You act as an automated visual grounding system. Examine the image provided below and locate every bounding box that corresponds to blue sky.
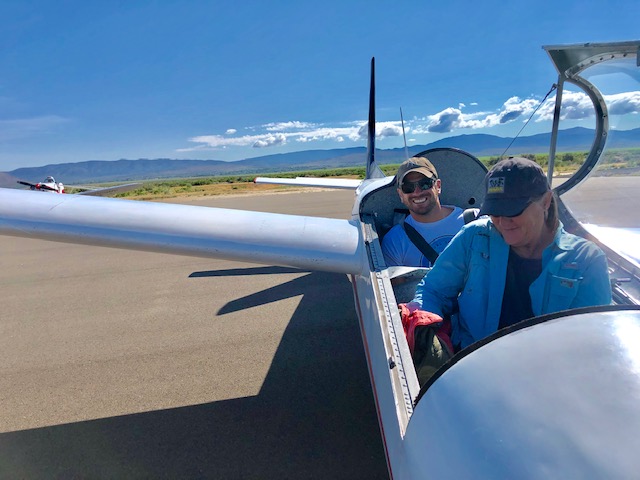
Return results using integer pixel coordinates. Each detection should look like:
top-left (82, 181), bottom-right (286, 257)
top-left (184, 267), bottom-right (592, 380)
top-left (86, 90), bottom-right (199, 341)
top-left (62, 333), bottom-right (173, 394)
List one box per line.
top-left (1, 0), bottom-right (639, 170)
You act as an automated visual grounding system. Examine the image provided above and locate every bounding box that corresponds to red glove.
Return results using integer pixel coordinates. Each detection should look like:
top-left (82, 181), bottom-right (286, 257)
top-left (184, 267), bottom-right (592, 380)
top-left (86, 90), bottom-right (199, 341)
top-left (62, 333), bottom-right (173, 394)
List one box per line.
top-left (399, 304), bottom-right (446, 354)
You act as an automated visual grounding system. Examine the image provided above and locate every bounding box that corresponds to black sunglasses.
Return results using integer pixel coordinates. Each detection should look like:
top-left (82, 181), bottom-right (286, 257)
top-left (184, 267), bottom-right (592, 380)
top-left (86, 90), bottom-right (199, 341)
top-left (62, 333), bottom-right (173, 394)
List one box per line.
top-left (400, 177), bottom-right (435, 194)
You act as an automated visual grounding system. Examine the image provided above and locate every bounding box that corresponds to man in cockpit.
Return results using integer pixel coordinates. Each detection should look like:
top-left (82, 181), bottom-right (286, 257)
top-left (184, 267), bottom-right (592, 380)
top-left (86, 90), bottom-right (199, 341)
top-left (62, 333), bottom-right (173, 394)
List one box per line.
top-left (410, 157), bottom-right (612, 351)
top-left (382, 156), bottom-right (467, 268)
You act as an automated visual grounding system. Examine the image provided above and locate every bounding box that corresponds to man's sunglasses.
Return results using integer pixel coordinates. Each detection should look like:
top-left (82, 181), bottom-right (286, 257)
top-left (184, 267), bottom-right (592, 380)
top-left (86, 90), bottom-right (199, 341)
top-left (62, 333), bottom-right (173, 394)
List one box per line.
top-left (400, 177), bottom-right (436, 194)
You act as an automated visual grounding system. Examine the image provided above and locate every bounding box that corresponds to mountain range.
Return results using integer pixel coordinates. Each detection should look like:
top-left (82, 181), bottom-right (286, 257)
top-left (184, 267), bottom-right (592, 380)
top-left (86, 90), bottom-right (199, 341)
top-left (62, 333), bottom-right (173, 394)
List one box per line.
top-left (3, 127), bottom-right (639, 186)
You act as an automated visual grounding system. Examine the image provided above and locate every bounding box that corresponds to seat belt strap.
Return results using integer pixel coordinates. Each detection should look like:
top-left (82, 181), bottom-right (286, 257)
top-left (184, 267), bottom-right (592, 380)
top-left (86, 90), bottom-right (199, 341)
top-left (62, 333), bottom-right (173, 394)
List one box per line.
top-left (403, 208), bottom-right (479, 265)
top-left (402, 221), bottom-right (439, 265)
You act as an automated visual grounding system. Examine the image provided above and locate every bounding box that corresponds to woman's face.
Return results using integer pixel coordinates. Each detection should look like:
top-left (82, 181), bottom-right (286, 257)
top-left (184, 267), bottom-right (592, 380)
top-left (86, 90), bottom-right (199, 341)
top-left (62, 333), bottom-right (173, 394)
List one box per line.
top-left (490, 192), bottom-right (552, 250)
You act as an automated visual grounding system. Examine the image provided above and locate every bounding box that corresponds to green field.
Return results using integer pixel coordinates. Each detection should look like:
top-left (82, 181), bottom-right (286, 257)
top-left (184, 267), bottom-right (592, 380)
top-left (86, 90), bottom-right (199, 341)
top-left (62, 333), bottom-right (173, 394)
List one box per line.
top-left (92, 148), bottom-right (640, 201)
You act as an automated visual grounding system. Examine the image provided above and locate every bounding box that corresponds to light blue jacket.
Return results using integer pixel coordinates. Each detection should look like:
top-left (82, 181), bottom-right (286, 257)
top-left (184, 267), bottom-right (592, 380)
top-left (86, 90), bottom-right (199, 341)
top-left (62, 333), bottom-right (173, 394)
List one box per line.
top-left (412, 218), bottom-right (612, 349)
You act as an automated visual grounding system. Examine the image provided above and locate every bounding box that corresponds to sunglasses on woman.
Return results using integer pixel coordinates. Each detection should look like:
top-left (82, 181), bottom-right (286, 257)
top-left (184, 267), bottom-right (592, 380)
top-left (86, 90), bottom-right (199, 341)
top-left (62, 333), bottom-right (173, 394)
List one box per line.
top-left (400, 177), bottom-right (436, 194)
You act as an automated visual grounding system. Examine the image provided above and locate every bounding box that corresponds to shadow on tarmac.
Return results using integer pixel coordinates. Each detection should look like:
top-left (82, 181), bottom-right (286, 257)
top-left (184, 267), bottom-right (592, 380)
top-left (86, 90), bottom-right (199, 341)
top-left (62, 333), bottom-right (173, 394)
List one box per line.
top-left (0, 271), bottom-right (389, 479)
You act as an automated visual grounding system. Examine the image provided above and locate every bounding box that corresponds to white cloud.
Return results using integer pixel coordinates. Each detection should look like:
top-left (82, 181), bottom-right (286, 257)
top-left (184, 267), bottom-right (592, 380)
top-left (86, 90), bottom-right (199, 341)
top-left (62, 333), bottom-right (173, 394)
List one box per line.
top-left (604, 91), bottom-right (640, 115)
top-left (182, 121), bottom-right (395, 152)
top-left (295, 125), bottom-right (363, 142)
top-left (180, 90), bottom-right (640, 153)
top-left (535, 91), bottom-right (590, 121)
top-left (376, 121), bottom-right (404, 138)
top-left (263, 121), bottom-right (317, 131)
top-left (424, 96), bottom-right (542, 133)
top-left (253, 133), bottom-right (286, 148)
top-left (424, 107), bottom-right (464, 133)
top-left (535, 91), bottom-right (640, 121)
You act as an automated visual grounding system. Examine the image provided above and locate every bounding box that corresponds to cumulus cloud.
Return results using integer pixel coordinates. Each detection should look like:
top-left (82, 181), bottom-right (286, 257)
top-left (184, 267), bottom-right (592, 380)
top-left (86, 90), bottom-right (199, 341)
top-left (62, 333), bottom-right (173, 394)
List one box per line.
top-left (263, 121), bottom-right (317, 131)
top-left (424, 93), bottom-right (564, 133)
top-left (356, 121), bottom-right (403, 139)
top-left (377, 121), bottom-right (404, 138)
top-left (253, 133), bottom-right (286, 148)
top-left (180, 90), bottom-right (639, 153)
top-left (295, 125), bottom-right (363, 143)
top-left (535, 91), bottom-right (590, 121)
top-left (535, 91), bottom-right (640, 122)
top-left (425, 107), bottom-right (464, 133)
top-left (181, 119), bottom-right (406, 152)
top-left (603, 91), bottom-right (640, 115)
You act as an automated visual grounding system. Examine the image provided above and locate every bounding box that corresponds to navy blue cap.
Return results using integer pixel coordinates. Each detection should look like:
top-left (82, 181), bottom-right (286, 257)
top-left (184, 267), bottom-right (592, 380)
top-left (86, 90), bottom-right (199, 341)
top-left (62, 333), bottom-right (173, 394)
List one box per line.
top-left (479, 157), bottom-right (550, 217)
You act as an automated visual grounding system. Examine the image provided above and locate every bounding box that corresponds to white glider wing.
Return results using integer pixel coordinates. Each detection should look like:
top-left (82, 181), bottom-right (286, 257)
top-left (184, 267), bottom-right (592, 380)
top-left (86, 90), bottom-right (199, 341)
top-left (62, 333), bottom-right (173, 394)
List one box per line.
top-left (0, 188), bottom-right (365, 275)
top-left (74, 182), bottom-right (142, 196)
top-left (582, 224), bottom-right (640, 266)
top-left (254, 176), bottom-right (362, 190)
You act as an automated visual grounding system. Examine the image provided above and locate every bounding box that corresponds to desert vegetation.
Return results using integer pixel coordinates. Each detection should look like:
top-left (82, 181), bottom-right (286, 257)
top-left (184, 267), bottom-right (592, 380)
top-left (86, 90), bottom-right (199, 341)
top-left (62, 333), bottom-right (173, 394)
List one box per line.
top-left (101, 148), bottom-right (640, 201)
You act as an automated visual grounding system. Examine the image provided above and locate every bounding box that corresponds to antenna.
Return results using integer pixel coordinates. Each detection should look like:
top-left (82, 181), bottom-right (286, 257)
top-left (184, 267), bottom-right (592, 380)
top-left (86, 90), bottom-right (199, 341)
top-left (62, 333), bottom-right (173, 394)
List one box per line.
top-left (400, 107), bottom-right (409, 160)
top-left (499, 83), bottom-right (557, 159)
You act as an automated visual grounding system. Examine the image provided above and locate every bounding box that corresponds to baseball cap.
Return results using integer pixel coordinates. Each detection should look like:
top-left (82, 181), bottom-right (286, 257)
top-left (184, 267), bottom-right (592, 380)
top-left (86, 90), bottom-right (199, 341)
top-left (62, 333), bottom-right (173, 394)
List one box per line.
top-left (396, 157), bottom-right (438, 186)
top-left (479, 157), bottom-right (550, 217)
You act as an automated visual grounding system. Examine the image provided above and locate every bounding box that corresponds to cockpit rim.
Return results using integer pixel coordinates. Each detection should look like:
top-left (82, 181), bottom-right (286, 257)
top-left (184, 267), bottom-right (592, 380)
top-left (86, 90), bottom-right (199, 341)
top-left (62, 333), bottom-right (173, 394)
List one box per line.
top-left (543, 40), bottom-right (640, 197)
top-left (413, 303), bottom-right (640, 405)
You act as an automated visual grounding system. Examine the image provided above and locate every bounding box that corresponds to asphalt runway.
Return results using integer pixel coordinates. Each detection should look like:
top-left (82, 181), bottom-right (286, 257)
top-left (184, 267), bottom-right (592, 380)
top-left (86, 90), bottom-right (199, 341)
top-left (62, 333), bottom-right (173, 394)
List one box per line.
top-left (0, 189), bottom-right (389, 479)
top-left (2, 176), bottom-right (639, 479)
top-left (558, 175), bottom-right (640, 228)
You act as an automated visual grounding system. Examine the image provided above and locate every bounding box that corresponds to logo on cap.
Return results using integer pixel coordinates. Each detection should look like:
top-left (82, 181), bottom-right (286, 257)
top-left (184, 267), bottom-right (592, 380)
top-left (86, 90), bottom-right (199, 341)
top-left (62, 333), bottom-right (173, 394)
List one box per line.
top-left (487, 177), bottom-right (505, 194)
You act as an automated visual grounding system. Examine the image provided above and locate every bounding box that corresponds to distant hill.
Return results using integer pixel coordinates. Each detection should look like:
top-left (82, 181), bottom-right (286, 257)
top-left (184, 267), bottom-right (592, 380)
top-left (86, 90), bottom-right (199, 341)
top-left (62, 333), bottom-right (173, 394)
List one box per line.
top-left (3, 127), bottom-right (639, 185)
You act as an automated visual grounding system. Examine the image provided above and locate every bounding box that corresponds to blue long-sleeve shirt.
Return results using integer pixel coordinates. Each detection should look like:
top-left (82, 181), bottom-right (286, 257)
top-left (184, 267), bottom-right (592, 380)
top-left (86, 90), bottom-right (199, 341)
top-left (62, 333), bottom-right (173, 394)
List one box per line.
top-left (412, 218), bottom-right (612, 349)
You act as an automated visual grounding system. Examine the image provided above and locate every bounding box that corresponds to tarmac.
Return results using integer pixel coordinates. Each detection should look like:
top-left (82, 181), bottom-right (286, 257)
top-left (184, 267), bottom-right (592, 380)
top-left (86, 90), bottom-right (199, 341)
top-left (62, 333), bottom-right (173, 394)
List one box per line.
top-left (0, 189), bottom-right (389, 479)
top-left (2, 175), bottom-right (638, 479)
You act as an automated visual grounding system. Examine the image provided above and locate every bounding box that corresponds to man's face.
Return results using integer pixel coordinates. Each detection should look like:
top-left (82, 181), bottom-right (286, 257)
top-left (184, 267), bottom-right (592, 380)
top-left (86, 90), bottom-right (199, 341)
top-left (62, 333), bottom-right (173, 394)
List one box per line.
top-left (398, 171), bottom-right (441, 217)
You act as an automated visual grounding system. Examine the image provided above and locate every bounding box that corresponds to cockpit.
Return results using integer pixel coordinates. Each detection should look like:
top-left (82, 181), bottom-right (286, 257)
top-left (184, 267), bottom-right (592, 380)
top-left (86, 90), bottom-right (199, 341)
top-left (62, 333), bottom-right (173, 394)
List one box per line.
top-left (358, 147), bottom-right (487, 301)
top-left (363, 41), bottom-right (640, 300)
top-left (360, 41), bottom-right (640, 317)
top-left (351, 41), bottom-right (640, 478)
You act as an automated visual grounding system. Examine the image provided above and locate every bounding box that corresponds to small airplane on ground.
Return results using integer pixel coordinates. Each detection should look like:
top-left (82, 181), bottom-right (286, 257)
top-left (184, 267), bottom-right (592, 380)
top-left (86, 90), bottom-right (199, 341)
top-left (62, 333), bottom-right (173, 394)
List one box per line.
top-left (1, 40), bottom-right (640, 478)
top-left (16, 176), bottom-right (141, 197)
top-left (17, 176), bottom-right (66, 193)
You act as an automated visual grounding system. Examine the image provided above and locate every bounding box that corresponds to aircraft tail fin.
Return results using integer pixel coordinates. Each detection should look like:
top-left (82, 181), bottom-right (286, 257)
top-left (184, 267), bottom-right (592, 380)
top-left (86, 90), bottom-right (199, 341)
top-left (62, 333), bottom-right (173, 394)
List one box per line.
top-left (257, 58), bottom-right (385, 188)
top-left (365, 57), bottom-right (385, 180)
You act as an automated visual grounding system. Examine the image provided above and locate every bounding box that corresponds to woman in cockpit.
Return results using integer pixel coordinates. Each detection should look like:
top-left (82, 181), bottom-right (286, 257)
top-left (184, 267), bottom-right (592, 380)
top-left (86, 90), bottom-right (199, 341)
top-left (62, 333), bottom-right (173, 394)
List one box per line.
top-left (409, 157), bottom-right (612, 352)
